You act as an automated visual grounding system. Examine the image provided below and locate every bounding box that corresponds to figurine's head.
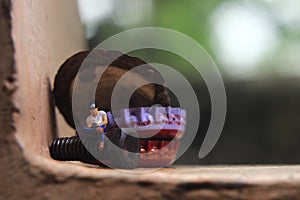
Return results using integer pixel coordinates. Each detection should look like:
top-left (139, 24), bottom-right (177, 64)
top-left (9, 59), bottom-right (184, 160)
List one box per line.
top-left (89, 103), bottom-right (96, 110)
top-left (89, 103), bottom-right (98, 116)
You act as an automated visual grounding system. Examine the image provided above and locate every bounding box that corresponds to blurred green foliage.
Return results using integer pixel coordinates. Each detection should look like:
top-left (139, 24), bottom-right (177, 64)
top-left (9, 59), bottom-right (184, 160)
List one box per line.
top-left (88, 0), bottom-right (224, 81)
top-left (86, 0), bottom-right (300, 80)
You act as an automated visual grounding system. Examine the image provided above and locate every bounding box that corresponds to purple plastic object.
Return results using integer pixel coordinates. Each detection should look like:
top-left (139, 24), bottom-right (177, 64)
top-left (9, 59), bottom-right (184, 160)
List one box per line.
top-left (106, 106), bottom-right (187, 167)
top-left (107, 106), bottom-right (186, 139)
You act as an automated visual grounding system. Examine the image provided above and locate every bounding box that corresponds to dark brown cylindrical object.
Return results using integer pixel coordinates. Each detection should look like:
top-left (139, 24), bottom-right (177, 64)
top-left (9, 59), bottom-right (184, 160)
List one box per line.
top-left (53, 49), bottom-right (170, 129)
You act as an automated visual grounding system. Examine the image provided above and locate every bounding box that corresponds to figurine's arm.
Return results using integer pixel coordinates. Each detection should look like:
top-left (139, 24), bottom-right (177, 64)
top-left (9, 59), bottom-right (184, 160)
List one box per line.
top-left (86, 116), bottom-right (93, 128)
top-left (101, 114), bottom-right (108, 126)
top-left (86, 120), bottom-right (92, 128)
top-left (98, 111), bottom-right (108, 126)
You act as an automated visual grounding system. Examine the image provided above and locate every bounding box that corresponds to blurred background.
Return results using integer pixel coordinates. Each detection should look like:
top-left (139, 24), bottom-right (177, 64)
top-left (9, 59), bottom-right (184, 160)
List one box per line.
top-left (76, 0), bottom-right (300, 164)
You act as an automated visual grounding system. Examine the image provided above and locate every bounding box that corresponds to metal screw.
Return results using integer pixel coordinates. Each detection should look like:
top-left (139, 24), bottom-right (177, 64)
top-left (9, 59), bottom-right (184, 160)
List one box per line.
top-left (49, 128), bottom-right (140, 169)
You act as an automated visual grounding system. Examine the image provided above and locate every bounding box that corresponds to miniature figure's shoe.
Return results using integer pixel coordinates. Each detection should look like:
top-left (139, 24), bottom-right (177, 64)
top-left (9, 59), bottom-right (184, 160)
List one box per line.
top-left (98, 141), bottom-right (104, 151)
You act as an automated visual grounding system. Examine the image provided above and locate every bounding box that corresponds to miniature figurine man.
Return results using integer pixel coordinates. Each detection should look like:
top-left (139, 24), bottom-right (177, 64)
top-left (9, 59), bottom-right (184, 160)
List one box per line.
top-left (86, 103), bottom-right (108, 150)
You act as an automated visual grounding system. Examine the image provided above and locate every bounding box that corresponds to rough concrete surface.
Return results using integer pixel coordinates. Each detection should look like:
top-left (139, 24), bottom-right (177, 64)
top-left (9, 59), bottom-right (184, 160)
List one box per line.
top-left (2, 0), bottom-right (300, 199)
top-left (12, 0), bottom-right (87, 139)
